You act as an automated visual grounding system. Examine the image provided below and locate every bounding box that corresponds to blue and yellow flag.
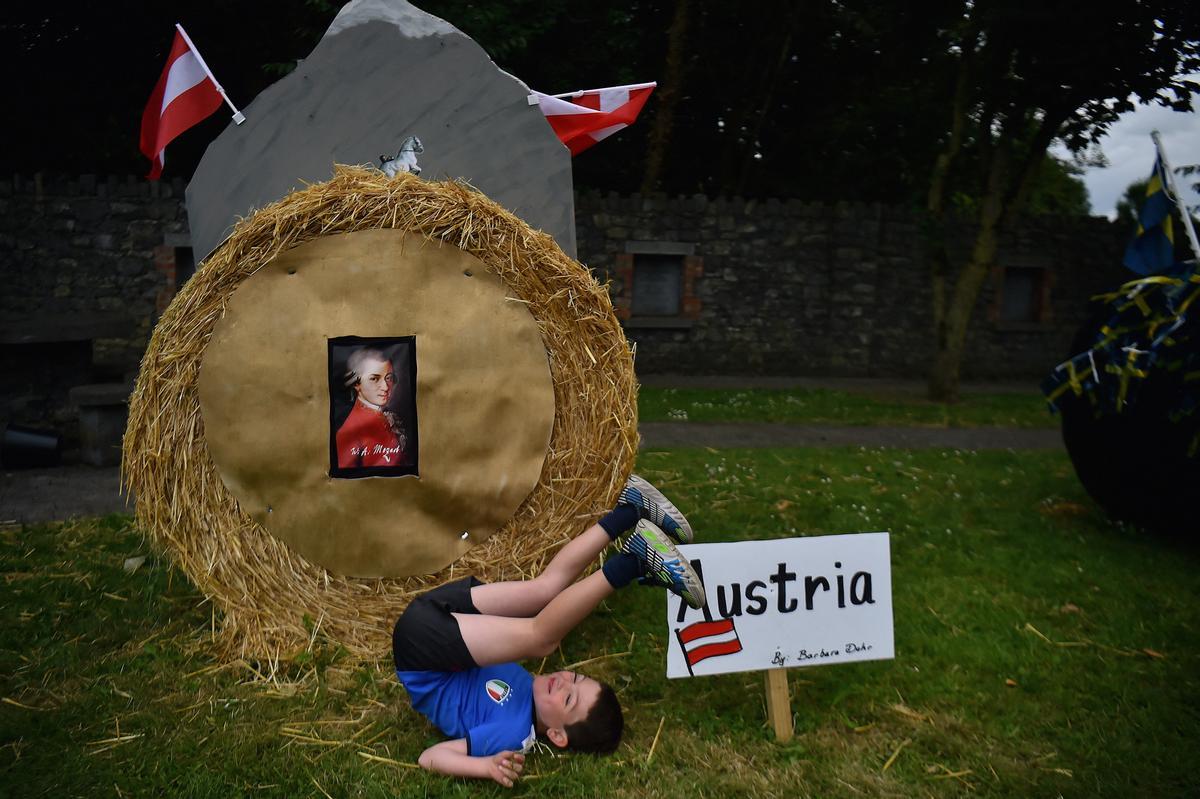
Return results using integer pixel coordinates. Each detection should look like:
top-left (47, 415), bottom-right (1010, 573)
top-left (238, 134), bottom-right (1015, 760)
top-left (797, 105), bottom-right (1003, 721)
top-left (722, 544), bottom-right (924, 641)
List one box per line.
top-left (1123, 155), bottom-right (1176, 275)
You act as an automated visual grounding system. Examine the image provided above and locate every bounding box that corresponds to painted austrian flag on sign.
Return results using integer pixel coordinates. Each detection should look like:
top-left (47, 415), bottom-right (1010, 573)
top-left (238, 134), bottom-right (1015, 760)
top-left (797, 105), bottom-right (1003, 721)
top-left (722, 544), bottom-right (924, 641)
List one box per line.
top-left (666, 534), bottom-right (894, 679)
top-left (532, 83), bottom-right (655, 156)
top-left (676, 618), bottom-right (743, 675)
top-left (140, 26), bottom-right (240, 179)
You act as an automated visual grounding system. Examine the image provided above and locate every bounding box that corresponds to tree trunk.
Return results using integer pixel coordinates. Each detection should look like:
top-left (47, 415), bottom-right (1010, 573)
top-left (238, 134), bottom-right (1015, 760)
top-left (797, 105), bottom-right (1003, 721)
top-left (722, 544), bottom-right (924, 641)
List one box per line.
top-left (925, 98), bottom-right (1061, 401)
top-left (640, 0), bottom-right (691, 194)
top-left (927, 221), bottom-right (1000, 400)
top-left (927, 137), bottom-right (1012, 401)
top-left (924, 48), bottom-right (973, 401)
top-left (733, 24), bottom-right (796, 195)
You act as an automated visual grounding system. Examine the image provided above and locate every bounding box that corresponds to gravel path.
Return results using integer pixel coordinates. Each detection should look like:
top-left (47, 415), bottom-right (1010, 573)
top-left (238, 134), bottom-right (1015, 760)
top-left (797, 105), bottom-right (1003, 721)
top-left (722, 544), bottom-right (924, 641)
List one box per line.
top-left (1, 464), bottom-right (130, 525)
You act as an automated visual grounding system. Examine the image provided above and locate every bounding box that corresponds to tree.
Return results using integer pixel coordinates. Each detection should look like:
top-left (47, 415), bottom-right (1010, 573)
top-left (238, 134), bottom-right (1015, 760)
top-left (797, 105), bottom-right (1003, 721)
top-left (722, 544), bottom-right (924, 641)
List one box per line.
top-left (922, 0), bottom-right (1200, 401)
top-left (1024, 157), bottom-right (1091, 216)
top-left (640, 0), bottom-right (692, 194)
top-left (948, 156), bottom-right (1092, 217)
top-left (1176, 163), bottom-right (1200, 217)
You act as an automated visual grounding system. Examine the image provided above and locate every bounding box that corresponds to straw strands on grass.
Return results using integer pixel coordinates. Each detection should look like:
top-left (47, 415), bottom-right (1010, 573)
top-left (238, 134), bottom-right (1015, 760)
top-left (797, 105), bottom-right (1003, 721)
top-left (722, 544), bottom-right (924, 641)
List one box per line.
top-left (122, 166), bottom-right (637, 664)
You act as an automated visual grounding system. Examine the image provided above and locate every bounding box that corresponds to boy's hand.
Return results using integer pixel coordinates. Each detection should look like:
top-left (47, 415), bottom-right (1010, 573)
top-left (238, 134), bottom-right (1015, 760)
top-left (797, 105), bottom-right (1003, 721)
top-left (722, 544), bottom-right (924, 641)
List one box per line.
top-left (487, 751), bottom-right (524, 787)
top-left (418, 739), bottom-right (526, 784)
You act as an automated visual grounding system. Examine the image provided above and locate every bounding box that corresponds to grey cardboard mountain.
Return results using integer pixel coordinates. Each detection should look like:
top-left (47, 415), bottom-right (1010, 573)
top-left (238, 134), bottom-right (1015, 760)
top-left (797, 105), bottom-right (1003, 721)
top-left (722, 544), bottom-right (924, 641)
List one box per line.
top-left (185, 0), bottom-right (575, 262)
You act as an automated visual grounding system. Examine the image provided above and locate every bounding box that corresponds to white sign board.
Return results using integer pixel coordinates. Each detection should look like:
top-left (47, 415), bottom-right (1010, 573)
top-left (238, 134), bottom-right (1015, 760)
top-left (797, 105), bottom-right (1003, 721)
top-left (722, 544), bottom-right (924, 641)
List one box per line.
top-left (666, 533), bottom-right (894, 679)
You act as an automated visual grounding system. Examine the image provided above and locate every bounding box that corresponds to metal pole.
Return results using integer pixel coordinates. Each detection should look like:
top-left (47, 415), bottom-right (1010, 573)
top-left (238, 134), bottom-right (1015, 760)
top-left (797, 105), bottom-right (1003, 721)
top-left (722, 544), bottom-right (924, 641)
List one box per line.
top-left (1151, 130), bottom-right (1200, 261)
top-left (175, 23), bottom-right (246, 125)
top-left (549, 81), bottom-right (657, 99)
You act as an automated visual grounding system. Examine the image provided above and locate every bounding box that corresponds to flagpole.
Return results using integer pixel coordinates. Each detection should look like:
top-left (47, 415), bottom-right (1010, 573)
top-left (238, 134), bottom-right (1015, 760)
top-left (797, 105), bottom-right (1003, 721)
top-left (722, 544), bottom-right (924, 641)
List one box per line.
top-left (175, 23), bottom-right (246, 125)
top-left (549, 81), bottom-right (657, 99)
top-left (674, 628), bottom-right (695, 677)
top-left (1151, 130), bottom-right (1200, 261)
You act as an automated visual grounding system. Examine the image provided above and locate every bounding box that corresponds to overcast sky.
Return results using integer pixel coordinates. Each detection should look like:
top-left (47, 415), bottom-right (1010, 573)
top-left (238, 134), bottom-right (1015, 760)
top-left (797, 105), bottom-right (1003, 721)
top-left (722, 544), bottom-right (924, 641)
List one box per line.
top-left (1055, 74), bottom-right (1200, 221)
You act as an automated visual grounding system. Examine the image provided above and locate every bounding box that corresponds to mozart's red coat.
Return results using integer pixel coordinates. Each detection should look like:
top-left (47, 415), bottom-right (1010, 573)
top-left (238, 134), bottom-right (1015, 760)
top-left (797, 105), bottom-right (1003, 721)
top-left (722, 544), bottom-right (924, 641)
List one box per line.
top-left (336, 400), bottom-right (404, 468)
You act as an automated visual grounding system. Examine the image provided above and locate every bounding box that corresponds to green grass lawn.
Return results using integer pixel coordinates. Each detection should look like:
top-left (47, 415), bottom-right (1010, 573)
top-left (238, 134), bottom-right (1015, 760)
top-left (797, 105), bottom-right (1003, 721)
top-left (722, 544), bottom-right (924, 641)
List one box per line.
top-left (638, 387), bottom-right (1056, 428)
top-left (3, 448), bottom-right (1197, 797)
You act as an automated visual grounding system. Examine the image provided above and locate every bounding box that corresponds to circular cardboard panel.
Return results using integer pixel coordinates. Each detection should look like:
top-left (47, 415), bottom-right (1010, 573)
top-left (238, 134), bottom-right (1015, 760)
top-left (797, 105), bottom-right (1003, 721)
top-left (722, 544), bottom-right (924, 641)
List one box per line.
top-left (198, 229), bottom-right (555, 578)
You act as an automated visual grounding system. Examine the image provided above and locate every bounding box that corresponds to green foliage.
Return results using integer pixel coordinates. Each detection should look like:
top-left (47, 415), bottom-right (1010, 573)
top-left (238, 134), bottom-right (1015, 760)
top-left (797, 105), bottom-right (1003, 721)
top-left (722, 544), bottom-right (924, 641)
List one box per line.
top-left (1024, 158), bottom-right (1092, 216)
top-left (948, 156), bottom-right (1092, 217)
top-left (6, 2), bottom-right (1198, 200)
top-left (930, 2), bottom-right (1199, 216)
top-left (420, 0), bottom-right (572, 61)
top-left (921, 2), bottom-right (1199, 398)
top-left (4, 449), bottom-right (1199, 796)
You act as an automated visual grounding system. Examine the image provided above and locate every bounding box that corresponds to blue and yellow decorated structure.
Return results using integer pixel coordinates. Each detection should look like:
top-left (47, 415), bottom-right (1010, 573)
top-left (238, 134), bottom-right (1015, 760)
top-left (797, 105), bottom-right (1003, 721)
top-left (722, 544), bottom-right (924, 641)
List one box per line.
top-left (1043, 258), bottom-right (1200, 533)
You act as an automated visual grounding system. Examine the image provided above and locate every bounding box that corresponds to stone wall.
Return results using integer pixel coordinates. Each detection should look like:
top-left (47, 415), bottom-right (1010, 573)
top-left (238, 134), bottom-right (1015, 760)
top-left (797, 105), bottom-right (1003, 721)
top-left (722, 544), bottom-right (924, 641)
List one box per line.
top-left (0, 175), bottom-right (1133, 439)
top-left (0, 174), bottom-right (190, 372)
top-left (0, 175), bottom-right (190, 435)
top-left (574, 192), bottom-right (1130, 379)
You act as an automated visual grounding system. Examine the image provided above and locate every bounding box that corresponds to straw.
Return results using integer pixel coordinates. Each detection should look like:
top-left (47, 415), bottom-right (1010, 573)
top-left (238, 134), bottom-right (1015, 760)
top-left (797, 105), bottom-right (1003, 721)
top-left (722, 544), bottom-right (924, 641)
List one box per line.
top-left (121, 166), bottom-right (637, 664)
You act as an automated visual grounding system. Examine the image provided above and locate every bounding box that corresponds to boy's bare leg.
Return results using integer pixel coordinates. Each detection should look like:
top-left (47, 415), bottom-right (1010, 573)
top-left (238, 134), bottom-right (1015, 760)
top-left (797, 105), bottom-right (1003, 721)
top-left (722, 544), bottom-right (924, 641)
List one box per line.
top-left (468, 523), bottom-right (613, 618)
top-left (454, 569), bottom-right (616, 667)
top-left (448, 482), bottom-right (699, 667)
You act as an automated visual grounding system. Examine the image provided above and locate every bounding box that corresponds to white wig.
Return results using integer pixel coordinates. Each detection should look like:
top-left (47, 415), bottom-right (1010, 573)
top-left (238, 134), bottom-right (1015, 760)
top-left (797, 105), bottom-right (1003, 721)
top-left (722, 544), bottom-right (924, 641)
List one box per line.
top-left (344, 347), bottom-right (391, 387)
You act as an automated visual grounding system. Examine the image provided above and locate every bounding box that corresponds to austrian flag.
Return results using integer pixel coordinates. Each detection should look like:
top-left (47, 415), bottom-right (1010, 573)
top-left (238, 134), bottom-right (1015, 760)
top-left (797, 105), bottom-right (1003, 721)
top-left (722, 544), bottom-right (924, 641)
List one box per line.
top-left (139, 24), bottom-right (243, 180)
top-left (532, 82), bottom-right (656, 156)
top-left (675, 618), bottom-right (743, 675)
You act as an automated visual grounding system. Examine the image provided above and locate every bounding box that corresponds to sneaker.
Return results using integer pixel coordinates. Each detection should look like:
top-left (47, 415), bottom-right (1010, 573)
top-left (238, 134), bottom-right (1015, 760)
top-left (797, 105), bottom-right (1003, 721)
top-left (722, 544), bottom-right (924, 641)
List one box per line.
top-left (619, 474), bottom-right (694, 544)
top-left (621, 520), bottom-right (706, 609)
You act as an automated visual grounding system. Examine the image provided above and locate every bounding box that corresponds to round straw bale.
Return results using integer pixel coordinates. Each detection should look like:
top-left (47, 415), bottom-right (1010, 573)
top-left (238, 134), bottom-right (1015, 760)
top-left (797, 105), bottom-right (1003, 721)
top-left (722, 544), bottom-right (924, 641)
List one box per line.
top-left (122, 166), bottom-right (637, 663)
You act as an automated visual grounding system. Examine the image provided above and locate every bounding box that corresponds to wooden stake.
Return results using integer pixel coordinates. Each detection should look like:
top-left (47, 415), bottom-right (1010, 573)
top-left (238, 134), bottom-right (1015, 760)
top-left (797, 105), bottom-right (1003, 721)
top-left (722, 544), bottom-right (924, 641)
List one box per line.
top-left (764, 668), bottom-right (793, 742)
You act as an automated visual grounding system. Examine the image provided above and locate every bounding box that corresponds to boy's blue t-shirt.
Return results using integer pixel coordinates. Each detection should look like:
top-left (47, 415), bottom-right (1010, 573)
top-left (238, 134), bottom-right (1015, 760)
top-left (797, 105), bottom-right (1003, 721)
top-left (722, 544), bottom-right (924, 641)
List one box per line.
top-left (397, 662), bottom-right (536, 757)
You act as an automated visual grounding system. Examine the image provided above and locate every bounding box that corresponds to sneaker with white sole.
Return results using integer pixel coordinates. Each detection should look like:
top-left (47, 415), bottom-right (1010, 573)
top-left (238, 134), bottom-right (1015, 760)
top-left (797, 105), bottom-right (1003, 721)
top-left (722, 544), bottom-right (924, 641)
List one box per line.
top-left (621, 520), bottom-right (706, 609)
top-left (619, 474), bottom-right (694, 544)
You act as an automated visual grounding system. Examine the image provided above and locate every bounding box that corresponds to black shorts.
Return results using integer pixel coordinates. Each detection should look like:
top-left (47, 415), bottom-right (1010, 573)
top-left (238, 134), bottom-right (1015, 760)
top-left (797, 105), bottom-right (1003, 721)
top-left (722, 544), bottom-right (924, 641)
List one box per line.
top-left (392, 576), bottom-right (483, 672)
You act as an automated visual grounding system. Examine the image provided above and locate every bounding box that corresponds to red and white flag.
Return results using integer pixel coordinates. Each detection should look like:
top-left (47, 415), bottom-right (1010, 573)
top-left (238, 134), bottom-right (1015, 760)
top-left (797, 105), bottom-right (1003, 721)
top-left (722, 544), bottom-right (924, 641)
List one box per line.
top-left (532, 82), bottom-right (655, 156)
top-left (676, 618), bottom-right (743, 674)
top-left (140, 25), bottom-right (242, 180)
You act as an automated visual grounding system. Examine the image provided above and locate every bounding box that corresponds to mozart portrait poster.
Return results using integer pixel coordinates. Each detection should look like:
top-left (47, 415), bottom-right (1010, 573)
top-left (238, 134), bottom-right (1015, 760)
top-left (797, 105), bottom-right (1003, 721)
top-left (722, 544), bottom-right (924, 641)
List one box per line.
top-left (328, 336), bottom-right (419, 478)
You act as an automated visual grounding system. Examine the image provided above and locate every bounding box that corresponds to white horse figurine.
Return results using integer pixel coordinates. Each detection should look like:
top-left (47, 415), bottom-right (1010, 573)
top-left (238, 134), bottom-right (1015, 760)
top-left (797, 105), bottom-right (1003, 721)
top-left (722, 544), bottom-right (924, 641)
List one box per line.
top-left (380, 136), bottom-right (424, 177)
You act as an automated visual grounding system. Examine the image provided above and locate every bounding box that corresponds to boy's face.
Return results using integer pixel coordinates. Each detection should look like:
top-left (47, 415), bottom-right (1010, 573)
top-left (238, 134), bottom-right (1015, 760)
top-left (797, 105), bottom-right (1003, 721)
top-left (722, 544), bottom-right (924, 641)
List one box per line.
top-left (532, 670), bottom-right (601, 741)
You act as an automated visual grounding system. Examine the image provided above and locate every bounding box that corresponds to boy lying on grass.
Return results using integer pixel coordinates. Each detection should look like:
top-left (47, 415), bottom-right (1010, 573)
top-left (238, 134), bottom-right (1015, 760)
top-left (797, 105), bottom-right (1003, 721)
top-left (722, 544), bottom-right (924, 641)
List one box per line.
top-left (392, 475), bottom-right (704, 786)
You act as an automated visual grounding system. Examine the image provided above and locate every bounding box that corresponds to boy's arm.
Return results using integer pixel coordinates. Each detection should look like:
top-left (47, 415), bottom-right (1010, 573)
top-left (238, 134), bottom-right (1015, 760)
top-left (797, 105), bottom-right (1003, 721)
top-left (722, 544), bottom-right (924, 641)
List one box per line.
top-left (418, 738), bottom-right (525, 787)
